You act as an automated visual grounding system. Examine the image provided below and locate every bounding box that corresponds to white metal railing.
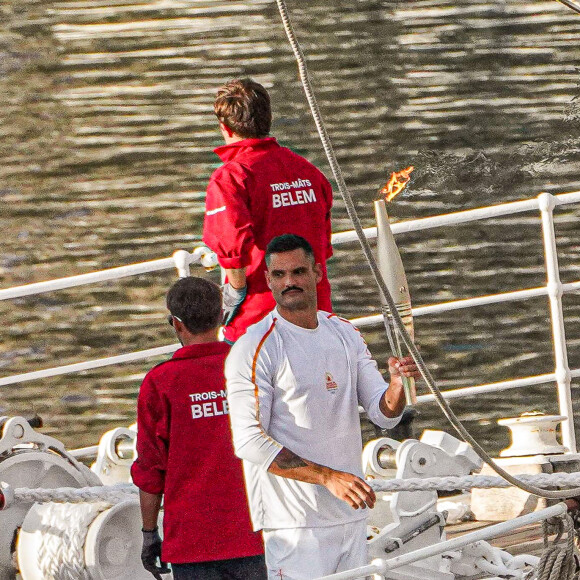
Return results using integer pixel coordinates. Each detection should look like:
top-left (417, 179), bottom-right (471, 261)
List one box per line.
top-left (331, 189), bottom-right (580, 244)
top-left (314, 503), bottom-right (567, 580)
top-left (0, 247), bottom-right (216, 301)
top-left (0, 344), bottom-right (180, 387)
top-left (1, 190), bottom-right (579, 446)
top-left (351, 281), bottom-right (580, 326)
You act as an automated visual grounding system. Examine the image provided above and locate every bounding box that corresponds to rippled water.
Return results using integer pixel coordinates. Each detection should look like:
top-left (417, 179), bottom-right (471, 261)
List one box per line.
top-left (1, 0), bottom-right (579, 452)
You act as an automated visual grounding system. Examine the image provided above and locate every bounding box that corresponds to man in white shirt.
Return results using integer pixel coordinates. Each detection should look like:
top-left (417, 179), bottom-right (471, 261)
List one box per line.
top-left (226, 234), bottom-right (420, 580)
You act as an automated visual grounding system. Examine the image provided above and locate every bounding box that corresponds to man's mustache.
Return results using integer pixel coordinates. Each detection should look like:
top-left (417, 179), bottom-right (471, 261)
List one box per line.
top-left (282, 286), bottom-right (303, 295)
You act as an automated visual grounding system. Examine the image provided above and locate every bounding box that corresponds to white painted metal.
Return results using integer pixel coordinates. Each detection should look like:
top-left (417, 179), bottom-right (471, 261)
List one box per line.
top-left (0, 245), bottom-right (212, 301)
top-left (368, 433), bottom-right (481, 570)
top-left (172, 249), bottom-right (192, 278)
top-left (2, 341), bottom-right (577, 398)
top-left (538, 192), bottom-right (576, 452)
top-left (416, 367), bottom-right (580, 403)
top-left (2, 191), bottom-right (579, 303)
top-left (70, 445), bottom-right (99, 459)
top-left (0, 417), bottom-right (102, 579)
top-left (315, 503), bottom-right (568, 580)
top-left (0, 191), bottom-right (579, 438)
top-left (330, 189), bottom-right (580, 244)
top-left (350, 280), bottom-right (580, 328)
top-left (498, 414), bottom-right (567, 456)
top-left (381, 502), bottom-right (565, 570)
top-left (0, 256), bottom-right (175, 301)
top-left (90, 427), bottom-right (136, 485)
top-left (84, 500), bottom-right (147, 580)
top-left (0, 343), bottom-right (180, 387)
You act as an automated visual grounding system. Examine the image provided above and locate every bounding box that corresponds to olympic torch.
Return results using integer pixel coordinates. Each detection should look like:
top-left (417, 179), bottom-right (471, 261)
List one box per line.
top-left (374, 166), bottom-right (417, 405)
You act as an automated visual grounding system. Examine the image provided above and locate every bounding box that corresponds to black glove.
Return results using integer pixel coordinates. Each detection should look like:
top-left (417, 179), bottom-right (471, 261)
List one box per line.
top-left (222, 283), bottom-right (247, 326)
top-left (141, 528), bottom-right (170, 579)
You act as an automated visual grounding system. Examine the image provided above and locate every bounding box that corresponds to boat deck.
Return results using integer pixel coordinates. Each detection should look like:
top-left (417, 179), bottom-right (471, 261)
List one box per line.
top-left (448, 520), bottom-right (547, 557)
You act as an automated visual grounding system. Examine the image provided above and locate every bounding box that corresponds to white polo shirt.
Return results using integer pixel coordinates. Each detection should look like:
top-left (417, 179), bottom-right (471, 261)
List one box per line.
top-left (226, 309), bottom-right (401, 530)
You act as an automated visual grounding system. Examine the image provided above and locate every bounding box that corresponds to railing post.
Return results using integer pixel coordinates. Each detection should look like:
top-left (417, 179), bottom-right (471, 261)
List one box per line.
top-left (538, 192), bottom-right (575, 452)
top-left (172, 250), bottom-right (191, 278)
top-left (172, 246), bottom-right (219, 278)
top-left (371, 558), bottom-right (387, 580)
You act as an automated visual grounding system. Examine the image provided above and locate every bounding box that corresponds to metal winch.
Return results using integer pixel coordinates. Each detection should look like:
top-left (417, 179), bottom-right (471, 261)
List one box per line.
top-left (0, 416), bottom-right (101, 579)
top-left (364, 430), bottom-right (483, 579)
top-left (0, 417), bottom-right (152, 580)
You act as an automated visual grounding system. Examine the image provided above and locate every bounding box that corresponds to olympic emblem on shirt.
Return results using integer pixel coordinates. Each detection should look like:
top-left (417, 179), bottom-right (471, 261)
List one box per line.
top-left (325, 372), bottom-right (338, 393)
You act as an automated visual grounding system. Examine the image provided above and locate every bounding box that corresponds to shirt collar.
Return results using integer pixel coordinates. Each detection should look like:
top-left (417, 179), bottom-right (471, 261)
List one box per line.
top-left (171, 341), bottom-right (230, 360)
top-left (213, 137), bottom-right (279, 162)
top-left (272, 308), bottom-right (322, 332)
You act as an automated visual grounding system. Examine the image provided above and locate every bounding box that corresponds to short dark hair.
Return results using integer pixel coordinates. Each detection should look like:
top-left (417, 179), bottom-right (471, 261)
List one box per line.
top-left (214, 78), bottom-right (271, 138)
top-left (265, 234), bottom-right (315, 266)
top-left (166, 277), bottom-right (221, 334)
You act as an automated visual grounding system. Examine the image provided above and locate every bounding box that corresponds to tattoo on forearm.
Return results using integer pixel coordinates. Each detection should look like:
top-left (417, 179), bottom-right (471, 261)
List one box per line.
top-left (273, 448), bottom-right (308, 470)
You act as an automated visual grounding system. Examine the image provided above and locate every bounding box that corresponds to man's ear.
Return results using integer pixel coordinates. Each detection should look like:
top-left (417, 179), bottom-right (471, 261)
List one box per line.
top-left (219, 121), bottom-right (236, 139)
top-left (172, 317), bottom-right (186, 334)
top-left (265, 270), bottom-right (272, 289)
top-left (314, 263), bottom-right (323, 284)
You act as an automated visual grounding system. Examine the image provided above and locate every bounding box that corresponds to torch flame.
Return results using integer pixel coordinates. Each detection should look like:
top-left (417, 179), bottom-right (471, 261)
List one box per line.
top-left (379, 166), bottom-right (414, 203)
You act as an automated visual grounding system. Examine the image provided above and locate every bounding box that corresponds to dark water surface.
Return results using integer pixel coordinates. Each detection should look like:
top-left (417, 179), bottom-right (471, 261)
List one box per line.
top-left (1, 0), bottom-right (579, 452)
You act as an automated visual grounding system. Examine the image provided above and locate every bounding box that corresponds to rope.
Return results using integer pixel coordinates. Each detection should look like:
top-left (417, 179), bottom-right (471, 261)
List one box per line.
top-left (11, 483), bottom-right (137, 504)
top-left (555, 0), bottom-right (580, 15)
top-left (444, 539), bottom-right (539, 578)
top-left (34, 502), bottom-right (107, 580)
top-left (5, 471), bottom-right (580, 506)
top-left (273, 0), bottom-right (580, 501)
top-left (535, 515), bottom-right (578, 579)
top-left (370, 472), bottom-right (580, 493)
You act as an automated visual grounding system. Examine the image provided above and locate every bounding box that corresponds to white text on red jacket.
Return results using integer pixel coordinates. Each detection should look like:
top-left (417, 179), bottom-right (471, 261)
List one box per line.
top-left (189, 390), bottom-right (229, 419)
top-left (270, 179), bottom-right (317, 208)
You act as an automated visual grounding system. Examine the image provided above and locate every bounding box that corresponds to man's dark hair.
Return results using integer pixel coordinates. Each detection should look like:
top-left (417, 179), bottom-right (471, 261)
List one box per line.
top-left (265, 234), bottom-right (315, 266)
top-left (166, 277), bottom-right (221, 334)
top-left (214, 78), bottom-right (271, 139)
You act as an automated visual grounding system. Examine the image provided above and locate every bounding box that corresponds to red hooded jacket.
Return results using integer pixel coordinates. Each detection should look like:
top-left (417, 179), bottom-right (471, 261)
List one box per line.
top-left (131, 342), bottom-right (263, 564)
top-left (203, 137), bottom-right (333, 342)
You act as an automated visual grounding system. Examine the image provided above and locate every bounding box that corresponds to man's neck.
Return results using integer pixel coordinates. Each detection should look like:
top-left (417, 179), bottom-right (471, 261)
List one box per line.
top-left (180, 327), bottom-right (220, 346)
top-left (276, 307), bottom-right (319, 330)
top-left (223, 134), bottom-right (245, 145)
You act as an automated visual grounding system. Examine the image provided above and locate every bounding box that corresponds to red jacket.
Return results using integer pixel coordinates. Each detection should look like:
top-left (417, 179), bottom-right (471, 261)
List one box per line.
top-left (203, 137), bottom-right (333, 342)
top-left (131, 342), bottom-right (263, 564)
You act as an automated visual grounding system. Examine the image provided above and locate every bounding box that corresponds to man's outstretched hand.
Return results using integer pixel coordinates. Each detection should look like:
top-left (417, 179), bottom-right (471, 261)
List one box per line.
top-left (141, 528), bottom-right (171, 579)
top-left (380, 355), bottom-right (421, 417)
top-left (387, 355), bottom-right (421, 381)
top-left (323, 469), bottom-right (376, 510)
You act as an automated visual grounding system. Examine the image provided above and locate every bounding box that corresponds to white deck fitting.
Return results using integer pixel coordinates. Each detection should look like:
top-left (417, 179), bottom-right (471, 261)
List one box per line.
top-left (315, 503), bottom-right (568, 580)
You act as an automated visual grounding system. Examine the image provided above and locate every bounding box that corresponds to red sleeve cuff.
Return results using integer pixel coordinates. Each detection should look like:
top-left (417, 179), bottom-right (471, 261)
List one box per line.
top-left (218, 255), bottom-right (251, 270)
top-left (131, 462), bottom-right (165, 495)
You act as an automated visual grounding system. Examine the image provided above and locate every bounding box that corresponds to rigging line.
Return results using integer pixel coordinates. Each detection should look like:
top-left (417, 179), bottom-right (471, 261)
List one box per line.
top-left (556, 0), bottom-right (580, 15)
top-left (273, 0), bottom-right (580, 500)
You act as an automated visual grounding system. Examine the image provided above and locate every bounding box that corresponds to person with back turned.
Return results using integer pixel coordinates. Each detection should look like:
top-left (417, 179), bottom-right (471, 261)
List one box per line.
top-left (226, 234), bottom-right (420, 579)
top-left (202, 78), bottom-right (334, 343)
top-left (131, 276), bottom-right (266, 580)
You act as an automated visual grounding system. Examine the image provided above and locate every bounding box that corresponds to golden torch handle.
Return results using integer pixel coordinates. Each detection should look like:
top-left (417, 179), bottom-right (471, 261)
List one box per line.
top-left (402, 376), bottom-right (417, 406)
top-left (381, 306), bottom-right (417, 405)
top-left (391, 314), bottom-right (417, 405)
